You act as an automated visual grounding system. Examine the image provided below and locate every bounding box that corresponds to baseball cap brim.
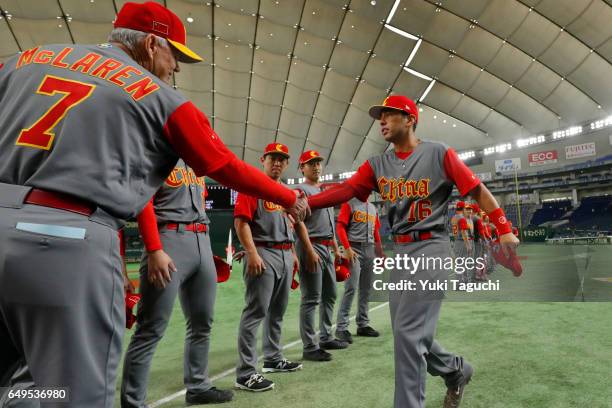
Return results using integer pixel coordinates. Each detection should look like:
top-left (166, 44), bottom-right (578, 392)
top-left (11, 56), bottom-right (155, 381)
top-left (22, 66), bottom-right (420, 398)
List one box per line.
top-left (301, 156), bottom-right (325, 164)
top-left (264, 151), bottom-right (290, 159)
top-left (368, 105), bottom-right (407, 120)
top-left (168, 39), bottom-right (202, 63)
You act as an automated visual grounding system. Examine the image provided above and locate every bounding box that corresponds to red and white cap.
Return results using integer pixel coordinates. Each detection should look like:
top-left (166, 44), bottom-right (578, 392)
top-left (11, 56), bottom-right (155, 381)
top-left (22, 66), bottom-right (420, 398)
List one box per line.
top-left (114, 1), bottom-right (202, 63)
top-left (369, 95), bottom-right (418, 123)
top-left (263, 143), bottom-right (290, 158)
top-left (299, 150), bottom-right (324, 164)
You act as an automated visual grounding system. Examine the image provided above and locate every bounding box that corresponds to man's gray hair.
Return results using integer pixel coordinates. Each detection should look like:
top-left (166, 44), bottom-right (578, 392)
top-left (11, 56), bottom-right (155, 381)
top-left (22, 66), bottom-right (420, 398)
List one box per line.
top-left (108, 28), bottom-right (169, 52)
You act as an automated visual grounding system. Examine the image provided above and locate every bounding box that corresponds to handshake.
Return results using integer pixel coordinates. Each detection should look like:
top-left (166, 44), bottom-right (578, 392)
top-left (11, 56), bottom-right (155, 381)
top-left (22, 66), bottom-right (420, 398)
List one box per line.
top-left (285, 190), bottom-right (311, 223)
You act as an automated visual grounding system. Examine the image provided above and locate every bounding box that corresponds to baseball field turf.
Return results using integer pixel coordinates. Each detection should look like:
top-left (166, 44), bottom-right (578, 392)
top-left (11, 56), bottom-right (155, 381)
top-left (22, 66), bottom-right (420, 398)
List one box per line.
top-left (118, 243), bottom-right (612, 407)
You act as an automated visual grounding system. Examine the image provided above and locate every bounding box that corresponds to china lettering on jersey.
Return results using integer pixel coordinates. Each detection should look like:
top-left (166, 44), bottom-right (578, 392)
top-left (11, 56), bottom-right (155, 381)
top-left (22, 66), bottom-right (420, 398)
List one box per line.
top-left (347, 198), bottom-right (377, 243)
top-left (249, 192), bottom-right (295, 244)
top-left (153, 159), bottom-right (209, 224)
top-left (368, 141), bottom-right (453, 236)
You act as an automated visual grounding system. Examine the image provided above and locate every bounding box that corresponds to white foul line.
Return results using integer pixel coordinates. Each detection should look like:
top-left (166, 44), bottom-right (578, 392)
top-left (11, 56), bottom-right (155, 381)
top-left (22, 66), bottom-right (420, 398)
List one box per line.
top-left (149, 301), bottom-right (390, 407)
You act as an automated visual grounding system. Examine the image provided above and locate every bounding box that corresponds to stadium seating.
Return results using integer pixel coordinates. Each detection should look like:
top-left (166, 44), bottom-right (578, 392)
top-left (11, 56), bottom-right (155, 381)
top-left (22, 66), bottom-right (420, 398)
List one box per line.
top-left (530, 200), bottom-right (573, 226)
top-left (569, 195), bottom-right (612, 230)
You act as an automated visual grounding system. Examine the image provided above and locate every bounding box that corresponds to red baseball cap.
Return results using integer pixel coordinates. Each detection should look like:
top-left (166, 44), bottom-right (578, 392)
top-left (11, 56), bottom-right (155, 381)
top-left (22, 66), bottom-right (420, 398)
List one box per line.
top-left (472, 203), bottom-right (481, 213)
top-left (335, 257), bottom-right (351, 282)
top-left (114, 1), bottom-right (202, 63)
top-left (213, 255), bottom-right (230, 283)
top-left (263, 143), bottom-right (290, 158)
top-left (369, 95), bottom-right (418, 123)
top-left (456, 201), bottom-right (465, 210)
top-left (299, 150), bottom-right (324, 164)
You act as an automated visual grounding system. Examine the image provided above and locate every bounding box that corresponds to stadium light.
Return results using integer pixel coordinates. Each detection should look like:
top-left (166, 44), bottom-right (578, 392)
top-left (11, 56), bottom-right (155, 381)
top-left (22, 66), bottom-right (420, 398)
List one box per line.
top-left (552, 126), bottom-right (582, 140)
top-left (590, 116), bottom-right (612, 130)
top-left (483, 143), bottom-right (512, 155)
top-left (458, 150), bottom-right (475, 161)
top-left (516, 135), bottom-right (545, 148)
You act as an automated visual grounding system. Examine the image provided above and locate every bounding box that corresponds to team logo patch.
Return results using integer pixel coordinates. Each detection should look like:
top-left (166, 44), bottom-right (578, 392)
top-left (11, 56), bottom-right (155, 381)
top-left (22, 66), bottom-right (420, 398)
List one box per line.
top-left (382, 96), bottom-right (389, 106)
top-left (152, 21), bottom-right (170, 35)
top-left (275, 144), bottom-right (284, 152)
top-left (310, 151), bottom-right (317, 157)
top-left (498, 216), bottom-right (507, 224)
top-left (263, 200), bottom-right (283, 212)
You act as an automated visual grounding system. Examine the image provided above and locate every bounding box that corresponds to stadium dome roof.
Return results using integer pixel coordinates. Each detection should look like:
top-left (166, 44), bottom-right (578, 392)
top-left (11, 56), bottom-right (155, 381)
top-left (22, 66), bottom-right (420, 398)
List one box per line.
top-left (1, 0), bottom-right (611, 177)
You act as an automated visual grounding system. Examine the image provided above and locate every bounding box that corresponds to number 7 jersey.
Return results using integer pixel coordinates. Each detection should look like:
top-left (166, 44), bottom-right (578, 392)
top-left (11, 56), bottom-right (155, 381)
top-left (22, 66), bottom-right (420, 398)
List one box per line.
top-left (365, 140), bottom-right (480, 237)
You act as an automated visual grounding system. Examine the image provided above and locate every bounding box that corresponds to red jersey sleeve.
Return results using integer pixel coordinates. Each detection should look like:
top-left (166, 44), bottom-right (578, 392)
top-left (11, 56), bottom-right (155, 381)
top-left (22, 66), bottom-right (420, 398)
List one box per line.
top-left (337, 203), bottom-right (351, 226)
top-left (234, 193), bottom-right (258, 221)
top-left (443, 148), bottom-right (481, 196)
top-left (137, 199), bottom-right (163, 252)
top-left (477, 219), bottom-right (486, 236)
top-left (163, 102), bottom-right (296, 208)
top-left (374, 215), bottom-right (381, 243)
top-left (336, 222), bottom-right (350, 249)
top-left (459, 218), bottom-right (469, 231)
top-left (347, 161), bottom-right (377, 202)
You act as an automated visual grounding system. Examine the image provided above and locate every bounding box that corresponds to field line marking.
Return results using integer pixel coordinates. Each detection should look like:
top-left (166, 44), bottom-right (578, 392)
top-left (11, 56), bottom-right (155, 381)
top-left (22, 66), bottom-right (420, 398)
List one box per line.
top-left (150, 301), bottom-right (389, 407)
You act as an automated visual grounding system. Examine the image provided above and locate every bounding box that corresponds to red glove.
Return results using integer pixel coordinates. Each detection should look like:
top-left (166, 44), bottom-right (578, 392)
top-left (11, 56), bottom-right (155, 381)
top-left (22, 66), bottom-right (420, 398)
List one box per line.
top-left (291, 262), bottom-right (299, 290)
top-left (125, 291), bottom-right (141, 329)
top-left (490, 242), bottom-right (523, 277)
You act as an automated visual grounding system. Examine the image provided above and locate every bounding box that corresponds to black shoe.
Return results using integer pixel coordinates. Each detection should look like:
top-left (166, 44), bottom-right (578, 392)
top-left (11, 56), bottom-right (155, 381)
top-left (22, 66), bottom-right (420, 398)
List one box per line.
top-left (335, 330), bottom-right (353, 344)
top-left (235, 373), bottom-right (274, 392)
top-left (443, 362), bottom-right (474, 408)
top-left (356, 326), bottom-right (380, 337)
top-left (185, 387), bottom-right (234, 405)
top-left (262, 358), bottom-right (303, 373)
top-left (302, 349), bottom-right (332, 361)
top-left (320, 339), bottom-right (349, 350)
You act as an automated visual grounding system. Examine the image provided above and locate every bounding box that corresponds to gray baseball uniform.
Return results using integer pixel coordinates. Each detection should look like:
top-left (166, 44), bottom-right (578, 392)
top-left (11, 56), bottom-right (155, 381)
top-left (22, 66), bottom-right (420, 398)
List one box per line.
top-left (364, 141), bottom-right (477, 408)
top-left (121, 160), bottom-right (217, 407)
top-left (294, 183), bottom-right (337, 351)
top-left (0, 42), bottom-right (296, 407)
top-left (234, 191), bottom-right (295, 379)
top-left (336, 198), bottom-right (378, 332)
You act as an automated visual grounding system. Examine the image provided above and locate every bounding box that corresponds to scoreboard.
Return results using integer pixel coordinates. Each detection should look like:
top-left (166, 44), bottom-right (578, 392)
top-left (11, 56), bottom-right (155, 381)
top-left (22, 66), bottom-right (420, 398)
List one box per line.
top-left (205, 185), bottom-right (237, 210)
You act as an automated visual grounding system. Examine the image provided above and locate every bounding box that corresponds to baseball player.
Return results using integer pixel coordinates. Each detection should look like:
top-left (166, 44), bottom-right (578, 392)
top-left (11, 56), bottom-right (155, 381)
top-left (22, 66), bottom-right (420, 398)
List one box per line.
top-left (335, 197), bottom-right (385, 343)
top-left (450, 201), bottom-right (465, 243)
top-left (305, 95), bottom-right (520, 408)
top-left (121, 159), bottom-right (233, 406)
top-left (455, 204), bottom-right (475, 283)
top-left (293, 150), bottom-right (348, 362)
top-left (233, 143), bottom-right (302, 392)
top-left (0, 2), bottom-right (307, 406)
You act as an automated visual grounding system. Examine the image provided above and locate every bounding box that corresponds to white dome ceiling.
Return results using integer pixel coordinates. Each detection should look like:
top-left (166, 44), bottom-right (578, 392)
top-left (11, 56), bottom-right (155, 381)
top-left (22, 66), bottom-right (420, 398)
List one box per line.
top-left (1, 0), bottom-right (611, 177)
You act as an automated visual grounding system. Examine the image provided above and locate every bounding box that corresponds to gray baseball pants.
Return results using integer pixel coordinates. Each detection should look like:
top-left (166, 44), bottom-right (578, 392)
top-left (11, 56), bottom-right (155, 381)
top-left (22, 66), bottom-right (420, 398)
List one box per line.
top-left (389, 239), bottom-right (470, 408)
top-left (296, 241), bottom-right (336, 352)
top-left (0, 183), bottom-right (124, 408)
top-left (121, 226), bottom-right (216, 407)
top-left (236, 247), bottom-right (292, 379)
top-left (336, 242), bottom-right (375, 331)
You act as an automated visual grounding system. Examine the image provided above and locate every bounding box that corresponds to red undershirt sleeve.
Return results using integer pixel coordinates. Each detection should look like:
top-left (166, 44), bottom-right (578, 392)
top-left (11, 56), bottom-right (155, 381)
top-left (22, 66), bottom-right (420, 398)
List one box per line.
top-left (137, 199), bottom-right (163, 252)
top-left (234, 193), bottom-right (257, 221)
top-left (459, 218), bottom-right (469, 231)
top-left (374, 215), bottom-right (381, 243)
top-left (443, 148), bottom-right (481, 196)
top-left (308, 161), bottom-right (376, 210)
top-left (163, 102), bottom-right (296, 208)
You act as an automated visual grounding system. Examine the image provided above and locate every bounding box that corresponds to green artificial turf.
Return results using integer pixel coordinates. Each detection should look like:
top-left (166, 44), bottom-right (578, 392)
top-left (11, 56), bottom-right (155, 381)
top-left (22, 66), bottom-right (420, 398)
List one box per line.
top-left (115, 244), bottom-right (612, 407)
